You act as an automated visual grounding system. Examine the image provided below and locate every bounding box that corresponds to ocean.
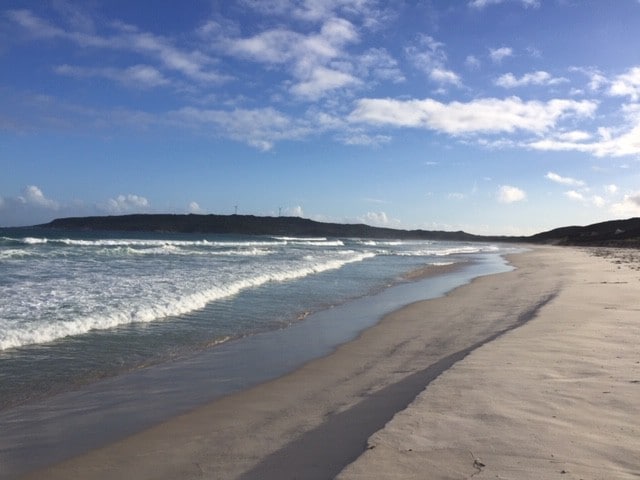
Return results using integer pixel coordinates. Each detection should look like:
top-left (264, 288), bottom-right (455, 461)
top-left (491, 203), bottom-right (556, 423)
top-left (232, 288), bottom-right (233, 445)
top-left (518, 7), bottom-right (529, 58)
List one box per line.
top-left (0, 227), bottom-right (516, 476)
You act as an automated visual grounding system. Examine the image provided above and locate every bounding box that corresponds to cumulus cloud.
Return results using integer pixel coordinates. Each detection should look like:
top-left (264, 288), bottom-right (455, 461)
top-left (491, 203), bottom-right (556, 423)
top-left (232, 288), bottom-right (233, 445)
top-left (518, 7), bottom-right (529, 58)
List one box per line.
top-left (362, 211), bottom-right (398, 227)
top-left (495, 71), bottom-right (567, 88)
top-left (0, 185), bottom-right (61, 226)
top-left (497, 185), bottom-right (526, 203)
top-left (610, 192), bottom-right (640, 217)
top-left (430, 67), bottom-right (461, 86)
top-left (545, 171), bottom-right (585, 187)
top-left (564, 190), bottom-right (585, 202)
top-left (528, 118), bottom-right (640, 157)
top-left (405, 35), bottom-right (461, 87)
top-left (102, 194), bottom-right (149, 214)
top-left (221, 17), bottom-right (363, 99)
top-left (19, 185), bottom-right (59, 209)
top-left (349, 96), bottom-right (596, 136)
top-left (284, 205), bottom-right (304, 217)
top-left (592, 195), bottom-right (606, 208)
top-left (556, 130), bottom-right (591, 142)
top-left (188, 201), bottom-right (202, 213)
top-left (465, 55), bottom-right (481, 70)
top-left (605, 184), bottom-right (618, 195)
top-left (609, 67), bottom-right (640, 101)
top-left (489, 47), bottom-right (513, 63)
top-left (290, 66), bottom-right (361, 99)
top-left (357, 48), bottom-right (405, 83)
top-left (170, 106), bottom-right (310, 150)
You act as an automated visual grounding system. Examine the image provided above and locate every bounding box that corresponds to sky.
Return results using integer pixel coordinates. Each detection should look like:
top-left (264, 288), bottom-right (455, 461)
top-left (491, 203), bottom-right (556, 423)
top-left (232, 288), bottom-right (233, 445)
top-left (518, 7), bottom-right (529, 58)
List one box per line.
top-left (2, 0), bottom-right (640, 234)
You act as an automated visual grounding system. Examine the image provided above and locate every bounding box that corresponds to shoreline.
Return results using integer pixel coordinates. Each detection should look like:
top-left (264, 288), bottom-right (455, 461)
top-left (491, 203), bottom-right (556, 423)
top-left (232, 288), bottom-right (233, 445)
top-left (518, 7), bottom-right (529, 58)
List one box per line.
top-left (12, 246), bottom-right (562, 480)
top-left (340, 246), bottom-right (640, 479)
top-left (1, 251), bottom-right (509, 479)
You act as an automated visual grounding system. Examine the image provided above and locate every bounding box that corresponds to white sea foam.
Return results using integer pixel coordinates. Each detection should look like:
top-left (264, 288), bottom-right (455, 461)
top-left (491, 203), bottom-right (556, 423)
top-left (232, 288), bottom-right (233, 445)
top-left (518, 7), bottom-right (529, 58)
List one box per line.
top-left (0, 251), bottom-right (375, 350)
top-left (390, 244), bottom-right (499, 256)
top-left (0, 249), bottom-right (36, 259)
top-left (20, 237), bottom-right (49, 245)
top-left (0, 229), bottom-right (506, 352)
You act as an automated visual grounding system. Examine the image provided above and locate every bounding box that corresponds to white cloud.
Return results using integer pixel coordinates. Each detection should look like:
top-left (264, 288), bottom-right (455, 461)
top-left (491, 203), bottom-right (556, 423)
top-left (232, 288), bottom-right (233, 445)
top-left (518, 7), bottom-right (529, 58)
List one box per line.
top-left (349, 96), bottom-right (596, 136)
top-left (589, 71), bottom-right (607, 92)
top-left (448, 192), bottom-right (466, 200)
top-left (564, 190), bottom-right (585, 202)
top-left (545, 171), bottom-right (585, 187)
top-left (0, 186), bottom-right (62, 225)
top-left (170, 106), bottom-right (310, 150)
top-left (610, 192), bottom-right (640, 217)
top-left (497, 185), bottom-right (526, 203)
top-left (8, 9), bottom-right (228, 85)
top-left (605, 184), bottom-right (618, 195)
top-left (362, 211), bottom-right (398, 227)
top-left (188, 201), bottom-right (202, 213)
top-left (102, 194), bottom-right (149, 214)
top-left (357, 48), bottom-right (405, 83)
top-left (556, 130), bottom-right (591, 142)
top-left (470, 0), bottom-right (539, 8)
top-left (489, 47), bottom-right (513, 63)
top-left (609, 67), bottom-right (640, 101)
top-left (528, 119), bottom-right (640, 157)
top-left (19, 185), bottom-right (59, 209)
top-left (237, 0), bottom-right (390, 26)
top-left (340, 132), bottom-right (391, 146)
top-left (290, 66), bottom-right (360, 99)
top-left (406, 35), bottom-right (461, 87)
top-left (223, 17), bottom-right (362, 99)
top-left (465, 55), bottom-right (481, 70)
top-left (592, 195), bottom-right (606, 208)
top-left (55, 64), bottom-right (170, 88)
top-left (284, 205), bottom-right (304, 217)
top-left (495, 71), bottom-right (567, 88)
top-left (430, 67), bottom-right (461, 86)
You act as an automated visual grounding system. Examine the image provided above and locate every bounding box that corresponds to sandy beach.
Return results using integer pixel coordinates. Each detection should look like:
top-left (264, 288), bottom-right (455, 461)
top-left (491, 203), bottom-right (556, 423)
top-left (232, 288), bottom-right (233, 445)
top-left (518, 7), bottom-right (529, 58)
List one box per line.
top-left (19, 246), bottom-right (640, 479)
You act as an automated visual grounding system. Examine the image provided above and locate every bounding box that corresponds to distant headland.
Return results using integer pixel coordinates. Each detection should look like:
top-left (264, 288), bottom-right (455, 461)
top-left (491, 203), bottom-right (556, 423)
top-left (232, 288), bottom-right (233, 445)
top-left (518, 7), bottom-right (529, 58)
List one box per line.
top-left (38, 214), bottom-right (640, 247)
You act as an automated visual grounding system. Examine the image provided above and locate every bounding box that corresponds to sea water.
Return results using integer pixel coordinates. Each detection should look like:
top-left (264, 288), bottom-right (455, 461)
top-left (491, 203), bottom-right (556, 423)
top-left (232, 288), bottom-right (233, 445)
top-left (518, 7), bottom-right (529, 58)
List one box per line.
top-left (0, 227), bottom-right (518, 477)
top-left (0, 228), bottom-right (506, 409)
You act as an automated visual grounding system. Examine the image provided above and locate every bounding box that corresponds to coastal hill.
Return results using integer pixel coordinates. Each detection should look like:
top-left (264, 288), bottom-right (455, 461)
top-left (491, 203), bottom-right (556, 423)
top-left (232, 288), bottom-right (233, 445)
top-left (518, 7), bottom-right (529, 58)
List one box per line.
top-left (529, 217), bottom-right (640, 247)
top-left (41, 214), bottom-right (640, 247)
top-left (42, 214), bottom-right (492, 241)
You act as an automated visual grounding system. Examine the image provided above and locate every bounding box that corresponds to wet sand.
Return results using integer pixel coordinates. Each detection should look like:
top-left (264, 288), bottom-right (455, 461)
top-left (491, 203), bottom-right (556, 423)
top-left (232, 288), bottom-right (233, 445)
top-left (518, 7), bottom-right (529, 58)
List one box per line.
top-left (20, 246), bottom-right (638, 479)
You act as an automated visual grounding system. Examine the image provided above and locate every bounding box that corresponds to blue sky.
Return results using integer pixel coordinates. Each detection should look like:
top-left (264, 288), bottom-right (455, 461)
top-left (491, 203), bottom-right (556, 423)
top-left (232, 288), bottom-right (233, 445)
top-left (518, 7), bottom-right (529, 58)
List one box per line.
top-left (2, 0), bottom-right (640, 234)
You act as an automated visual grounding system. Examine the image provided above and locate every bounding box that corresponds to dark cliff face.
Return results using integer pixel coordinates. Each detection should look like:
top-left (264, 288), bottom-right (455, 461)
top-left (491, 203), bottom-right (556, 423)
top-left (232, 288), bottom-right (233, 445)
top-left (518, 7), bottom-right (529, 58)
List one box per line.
top-left (39, 214), bottom-right (640, 247)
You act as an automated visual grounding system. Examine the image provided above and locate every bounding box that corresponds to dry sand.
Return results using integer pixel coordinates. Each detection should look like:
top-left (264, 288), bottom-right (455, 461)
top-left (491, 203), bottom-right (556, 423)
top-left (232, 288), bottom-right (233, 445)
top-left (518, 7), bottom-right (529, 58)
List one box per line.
top-left (339, 246), bottom-right (640, 480)
top-left (19, 246), bottom-right (639, 479)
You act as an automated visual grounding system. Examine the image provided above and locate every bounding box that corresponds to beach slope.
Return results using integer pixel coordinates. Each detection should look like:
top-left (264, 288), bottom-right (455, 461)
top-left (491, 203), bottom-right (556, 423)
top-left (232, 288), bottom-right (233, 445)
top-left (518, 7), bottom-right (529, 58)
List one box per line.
top-left (339, 247), bottom-right (640, 479)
